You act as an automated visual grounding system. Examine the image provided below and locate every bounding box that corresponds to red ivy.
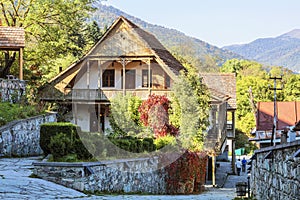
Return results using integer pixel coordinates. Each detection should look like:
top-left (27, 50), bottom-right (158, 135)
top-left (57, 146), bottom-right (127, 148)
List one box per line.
top-left (138, 94), bottom-right (178, 137)
top-left (163, 151), bottom-right (208, 194)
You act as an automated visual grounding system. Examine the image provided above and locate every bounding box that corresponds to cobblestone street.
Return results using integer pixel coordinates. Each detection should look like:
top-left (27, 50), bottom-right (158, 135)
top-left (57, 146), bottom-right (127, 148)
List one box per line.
top-left (0, 157), bottom-right (248, 200)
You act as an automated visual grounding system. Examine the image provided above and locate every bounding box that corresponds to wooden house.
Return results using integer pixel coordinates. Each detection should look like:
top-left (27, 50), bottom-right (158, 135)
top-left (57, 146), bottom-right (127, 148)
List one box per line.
top-left (40, 16), bottom-right (183, 132)
top-left (39, 16), bottom-right (237, 185)
top-left (41, 15), bottom-right (236, 149)
top-left (200, 73), bottom-right (237, 183)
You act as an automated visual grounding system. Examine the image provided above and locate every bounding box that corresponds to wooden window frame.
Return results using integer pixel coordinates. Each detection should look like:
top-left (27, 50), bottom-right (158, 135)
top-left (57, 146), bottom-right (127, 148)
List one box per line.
top-left (102, 69), bottom-right (115, 87)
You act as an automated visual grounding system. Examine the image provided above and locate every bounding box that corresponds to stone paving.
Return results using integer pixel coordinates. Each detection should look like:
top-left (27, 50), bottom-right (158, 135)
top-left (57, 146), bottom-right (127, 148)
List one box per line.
top-left (0, 157), bottom-right (249, 200)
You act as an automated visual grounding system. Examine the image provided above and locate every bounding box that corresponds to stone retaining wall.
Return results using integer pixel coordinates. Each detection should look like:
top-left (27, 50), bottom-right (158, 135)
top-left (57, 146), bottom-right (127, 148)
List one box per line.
top-left (0, 113), bottom-right (57, 157)
top-left (0, 78), bottom-right (26, 103)
top-left (33, 157), bottom-right (167, 194)
top-left (250, 140), bottom-right (300, 200)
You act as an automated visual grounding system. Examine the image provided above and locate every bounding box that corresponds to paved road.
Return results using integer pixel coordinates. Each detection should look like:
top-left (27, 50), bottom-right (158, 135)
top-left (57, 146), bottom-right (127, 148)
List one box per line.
top-left (0, 157), bottom-right (248, 200)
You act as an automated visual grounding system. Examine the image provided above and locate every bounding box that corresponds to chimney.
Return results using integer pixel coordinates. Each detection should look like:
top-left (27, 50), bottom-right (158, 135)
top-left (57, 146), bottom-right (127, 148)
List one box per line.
top-left (0, 19), bottom-right (2, 26)
top-left (59, 66), bottom-right (63, 73)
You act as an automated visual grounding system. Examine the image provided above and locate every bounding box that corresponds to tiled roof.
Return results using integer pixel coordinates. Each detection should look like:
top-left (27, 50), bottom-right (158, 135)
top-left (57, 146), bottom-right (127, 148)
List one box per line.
top-left (200, 73), bottom-right (236, 109)
top-left (0, 27), bottom-right (25, 49)
top-left (256, 101), bottom-right (300, 131)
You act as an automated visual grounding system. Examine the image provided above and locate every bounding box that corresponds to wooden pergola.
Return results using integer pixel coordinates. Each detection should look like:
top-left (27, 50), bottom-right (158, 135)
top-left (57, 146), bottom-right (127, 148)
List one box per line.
top-left (0, 26), bottom-right (25, 80)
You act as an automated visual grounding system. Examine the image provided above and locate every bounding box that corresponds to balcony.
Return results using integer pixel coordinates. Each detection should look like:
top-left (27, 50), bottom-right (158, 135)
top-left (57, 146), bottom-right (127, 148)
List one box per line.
top-left (41, 88), bottom-right (172, 102)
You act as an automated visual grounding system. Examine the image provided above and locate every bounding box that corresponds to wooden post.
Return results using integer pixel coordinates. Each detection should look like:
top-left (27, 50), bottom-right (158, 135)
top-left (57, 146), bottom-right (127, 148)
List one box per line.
top-left (212, 154), bottom-right (216, 187)
top-left (122, 58), bottom-right (126, 96)
top-left (74, 103), bottom-right (78, 125)
top-left (98, 60), bottom-right (101, 100)
top-left (87, 60), bottom-right (90, 89)
top-left (232, 111), bottom-right (236, 174)
top-left (148, 58), bottom-right (151, 95)
top-left (98, 60), bottom-right (101, 88)
top-left (98, 104), bottom-right (101, 132)
top-left (19, 48), bottom-right (23, 80)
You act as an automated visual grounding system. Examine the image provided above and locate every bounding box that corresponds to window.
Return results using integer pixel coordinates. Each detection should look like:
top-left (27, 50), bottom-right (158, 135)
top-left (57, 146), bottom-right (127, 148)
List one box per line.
top-left (142, 70), bottom-right (152, 88)
top-left (102, 70), bottom-right (115, 87)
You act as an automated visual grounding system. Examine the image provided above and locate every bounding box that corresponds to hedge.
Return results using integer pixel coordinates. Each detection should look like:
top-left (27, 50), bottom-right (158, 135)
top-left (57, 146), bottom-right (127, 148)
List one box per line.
top-left (40, 122), bottom-right (93, 161)
top-left (40, 123), bottom-right (157, 161)
top-left (40, 122), bottom-right (79, 155)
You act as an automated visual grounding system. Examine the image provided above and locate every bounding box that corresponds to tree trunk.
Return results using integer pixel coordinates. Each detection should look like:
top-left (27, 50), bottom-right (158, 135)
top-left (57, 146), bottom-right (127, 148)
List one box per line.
top-left (0, 51), bottom-right (16, 78)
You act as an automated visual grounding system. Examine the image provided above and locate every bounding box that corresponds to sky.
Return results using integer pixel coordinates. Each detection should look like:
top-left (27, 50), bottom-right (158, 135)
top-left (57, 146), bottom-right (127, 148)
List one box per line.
top-left (102, 0), bottom-right (300, 48)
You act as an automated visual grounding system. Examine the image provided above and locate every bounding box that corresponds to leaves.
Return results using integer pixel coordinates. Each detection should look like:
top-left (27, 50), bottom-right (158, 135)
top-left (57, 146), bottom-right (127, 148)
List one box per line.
top-left (109, 93), bottom-right (143, 137)
top-left (0, 0), bottom-right (103, 84)
top-left (221, 58), bottom-right (300, 135)
top-left (138, 94), bottom-right (178, 138)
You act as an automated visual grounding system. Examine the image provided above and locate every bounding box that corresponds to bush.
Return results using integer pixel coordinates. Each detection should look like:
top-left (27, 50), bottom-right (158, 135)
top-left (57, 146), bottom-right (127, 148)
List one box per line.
top-left (0, 102), bottom-right (40, 126)
top-left (40, 122), bottom-right (79, 155)
top-left (40, 122), bottom-right (93, 161)
top-left (48, 133), bottom-right (72, 158)
top-left (154, 135), bottom-right (177, 150)
top-left (108, 136), bottom-right (156, 154)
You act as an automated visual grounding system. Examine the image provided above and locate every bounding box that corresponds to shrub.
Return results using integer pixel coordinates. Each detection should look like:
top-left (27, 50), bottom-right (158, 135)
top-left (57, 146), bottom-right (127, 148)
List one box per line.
top-left (154, 135), bottom-right (177, 150)
top-left (40, 122), bottom-right (93, 161)
top-left (40, 122), bottom-right (79, 155)
top-left (138, 94), bottom-right (178, 137)
top-left (107, 137), bottom-right (156, 154)
top-left (0, 102), bottom-right (40, 126)
top-left (48, 133), bottom-right (72, 158)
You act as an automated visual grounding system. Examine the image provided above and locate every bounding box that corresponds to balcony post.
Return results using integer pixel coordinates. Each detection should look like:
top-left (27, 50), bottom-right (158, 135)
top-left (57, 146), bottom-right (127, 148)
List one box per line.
top-left (148, 58), bottom-right (151, 95)
top-left (98, 60), bottom-right (101, 99)
top-left (87, 60), bottom-right (90, 100)
top-left (87, 60), bottom-right (90, 89)
top-left (19, 48), bottom-right (23, 80)
top-left (74, 103), bottom-right (78, 125)
top-left (122, 58), bottom-right (126, 96)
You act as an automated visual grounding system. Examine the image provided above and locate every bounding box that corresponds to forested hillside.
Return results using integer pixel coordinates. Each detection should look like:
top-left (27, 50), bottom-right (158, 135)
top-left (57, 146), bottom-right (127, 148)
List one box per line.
top-left (223, 29), bottom-right (300, 73)
top-left (91, 4), bottom-right (242, 70)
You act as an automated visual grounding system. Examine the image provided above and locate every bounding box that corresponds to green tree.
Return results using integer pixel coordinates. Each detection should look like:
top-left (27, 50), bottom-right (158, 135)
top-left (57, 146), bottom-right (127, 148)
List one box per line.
top-left (109, 93), bottom-right (143, 137)
top-left (0, 0), bottom-right (101, 82)
top-left (170, 65), bottom-right (210, 151)
top-left (283, 74), bottom-right (300, 101)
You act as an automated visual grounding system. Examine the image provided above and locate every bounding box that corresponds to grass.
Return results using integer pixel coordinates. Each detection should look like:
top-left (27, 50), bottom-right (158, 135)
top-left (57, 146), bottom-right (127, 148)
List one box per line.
top-left (0, 102), bottom-right (41, 126)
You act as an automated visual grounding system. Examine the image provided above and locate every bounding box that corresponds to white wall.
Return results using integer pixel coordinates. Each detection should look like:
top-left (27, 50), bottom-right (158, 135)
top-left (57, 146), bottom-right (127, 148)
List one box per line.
top-left (76, 104), bottom-right (90, 132)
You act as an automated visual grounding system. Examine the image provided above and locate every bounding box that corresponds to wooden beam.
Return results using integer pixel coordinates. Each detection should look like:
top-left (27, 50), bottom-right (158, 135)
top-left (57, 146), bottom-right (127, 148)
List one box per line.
top-left (87, 60), bottom-right (90, 90)
top-left (212, 155), bottom-right (216, 187)
top-left (148, 58), bottom-right (151, 95)
top-left (74, 103), bottom-right (78, 125)
top-left (19, 48), bottom-right (23, 80)
top-left (122, 58), bottom-right (126, 96)
top-left (98, 60), bottom-right (101, 89)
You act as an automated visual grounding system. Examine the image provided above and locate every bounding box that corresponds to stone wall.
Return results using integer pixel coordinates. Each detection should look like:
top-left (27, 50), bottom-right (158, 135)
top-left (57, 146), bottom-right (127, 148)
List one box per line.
top-left (0, 113), bottom-right (57, 157)
top-left (0, 78), bottom-right (26, 103)
top-left (33, 157), bottom-right (167, 194)
top-left (250, 140), bottom-right (300, 200)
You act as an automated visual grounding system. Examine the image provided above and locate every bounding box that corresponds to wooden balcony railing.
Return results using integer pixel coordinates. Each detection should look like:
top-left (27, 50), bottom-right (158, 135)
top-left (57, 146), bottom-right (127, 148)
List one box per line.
top-left (41, 88), bottom-right (172, 102)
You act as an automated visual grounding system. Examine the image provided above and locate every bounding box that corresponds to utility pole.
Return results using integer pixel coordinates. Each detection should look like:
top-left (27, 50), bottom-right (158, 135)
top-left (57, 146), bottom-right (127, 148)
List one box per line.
top-left (269, 75), bottom-right (283, 146)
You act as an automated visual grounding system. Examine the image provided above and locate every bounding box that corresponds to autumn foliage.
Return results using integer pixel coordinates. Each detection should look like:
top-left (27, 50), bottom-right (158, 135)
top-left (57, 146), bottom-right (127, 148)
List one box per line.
top-left (138, 94), bottom-right (178, 137)
top-left (163, 150), bottom-right (207, 194)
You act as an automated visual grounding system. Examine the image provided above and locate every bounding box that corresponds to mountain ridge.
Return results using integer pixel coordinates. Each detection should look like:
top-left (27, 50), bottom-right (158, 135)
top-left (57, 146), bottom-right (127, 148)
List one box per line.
top-left (223, 29), bottom-right (300, 72)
